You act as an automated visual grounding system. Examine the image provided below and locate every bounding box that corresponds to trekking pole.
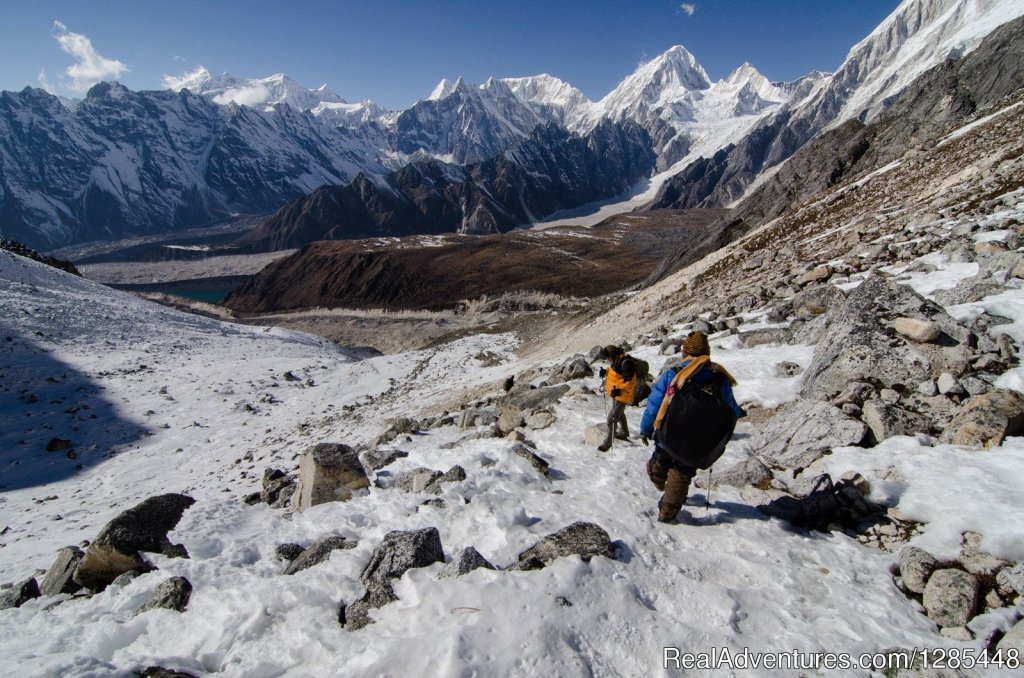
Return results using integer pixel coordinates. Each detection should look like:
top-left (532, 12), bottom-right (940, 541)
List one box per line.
top-left (705, 468), bottom-right (713, 511)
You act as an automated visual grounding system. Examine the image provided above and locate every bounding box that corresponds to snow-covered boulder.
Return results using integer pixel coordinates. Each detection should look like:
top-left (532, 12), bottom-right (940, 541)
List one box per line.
top-left (440, 547), bottom-right (497, 578)
top-left (291, 443), bottom-right (369, 511)
top-left (283, 536), bottom-right (357, 575)
top-left (508, 522), bottom-right (615, 571)
top-left (0, 579), bottom-right (39, 610)
top-left (510, 443), bottom-right (551, 477)
top-left (73, 494), bottom-right (195, 591)
top-left (137, 576), bottom-right (193, 614)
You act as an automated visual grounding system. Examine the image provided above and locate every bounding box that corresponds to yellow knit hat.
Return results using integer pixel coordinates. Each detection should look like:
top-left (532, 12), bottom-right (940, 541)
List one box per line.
top-left (683, 331), bottom-right (710, 357)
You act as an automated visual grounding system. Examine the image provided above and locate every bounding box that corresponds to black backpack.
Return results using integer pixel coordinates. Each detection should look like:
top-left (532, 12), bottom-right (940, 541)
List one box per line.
top-left (657, 372), bottom-right (737, 469)
top-left (631, 358), bottom-right (652, 406)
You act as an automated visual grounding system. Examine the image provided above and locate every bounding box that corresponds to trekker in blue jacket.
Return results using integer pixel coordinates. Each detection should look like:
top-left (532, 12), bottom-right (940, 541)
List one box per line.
top-left (639, 330), bottom-right (745, 523)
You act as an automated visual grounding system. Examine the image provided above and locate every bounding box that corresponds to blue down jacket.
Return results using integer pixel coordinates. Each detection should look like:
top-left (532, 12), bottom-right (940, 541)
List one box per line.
top-left (640, 359), bottom-right (745, 439)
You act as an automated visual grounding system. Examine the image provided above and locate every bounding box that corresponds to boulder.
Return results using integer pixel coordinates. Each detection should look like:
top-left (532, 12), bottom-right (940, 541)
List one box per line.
top-left (356, 528), bottom-right (445, 614)
top-left (393, 467), bottom-right (443, 493)
top-left (996, 563), bottom-right (1024, 597)
top-left (774, 361), bottom-right (803, 378)
top-left (291, 443), bottom-right (369, 511)
top-left (584, 425), bottom-right (606, 447)
top-left (861, 400), bottom-right (931, 443)
top-left (697, 456), bottom-right (772, 489)
top-left (39, 546), bottom-right (84, 597)
top-left (792, 284), bottom-right (845, 320)
top-left (503, 384), bottom-right (570, 412)
top-left (998, 618), bottom-right (1024, 653)
top-left (940, 389), bottom-right (1024, 449)
top-left (737, 327), bottom-right (792, 348)
top-left (110, 571), bottom-right (141, 588)
top-left (510, 443), bottom-right (551, 477)
top-left (0, 578), bottom-right (40, 610)
top-left (137, 576), bottom-right (192, 614)
top-left (361, 448), bottom-right (408, 473)
top-left (922, 569), bottom-right (978, 627)
top-left (801, 275), bottom-right (966, 402)
top-left (283, 536), bottom-right (357, 575)
top-left (138, 667), bottom-right (198, 678)
top-left (496, 402), bottom-right (524, 435)
top-left (508, 522), bottom-right (616, 571)
top-left (525, 411), bottom-right (557, 430)
top-left (752, 400), bottom-right (867, 470)
top-left (893, 318), bottom-right (941, 343)
top-left (275, 543), bottom-right (304, 562)
top-left (73, 494), bottom-right (195, 591)
top-left (937, 373), bottom-right (965, 397)
top-left (440, 547), bottom-right (497, 578)
top-left (786, 473), bottom-right (833, 499)
top-left (423, 465), bottom-right (467, 495)
top-left (898, 546), bottom-right (939, 595)
top-left (260, 468), bottom-right (295, 505)
top-left (798, 265), bottom-right (832, 286)
top-left (548, 355), bottom-right (593, 384)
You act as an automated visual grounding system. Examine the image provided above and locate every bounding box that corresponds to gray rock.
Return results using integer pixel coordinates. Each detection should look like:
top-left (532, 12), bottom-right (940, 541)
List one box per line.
top-left (270, 484), bottom-right (296, 509)
top-left (504, 384), bottom-right (570, 412)
top-left (110, 571), bottom-right (140, 588)
top-left (696, 456), bottom-right (772, 490)
top-left (959, 376), bottom-right (990, 396)
top-left (39, 546), bottom-right (84, 597)
top-left (786, 473), bottom-right (833, 499)
top-left (359, 527), bottom-right (445, 594)
top-left (361, 448), bottom-right (409, 473)
top-left (511, 443), bottom-right (551, 477)
top-left (798, 265), bottom-right (832, 285)
top-left (393, 467), bottom-right (443, 493)
top-left (753, 400), bottom-right (867, 470)
top-left (862, 400), bottom-right (931, 443)
top-left (73, 493), bottom-right (195, 591)
top-left (548, 355), bottom-right (593, 384)
top-left (792, 284), bottom-right (845, 320)
top-left (275, 543), bottom-right (304, 562)
top-left (833, 381), bottom-right (876, 406)
top-left (291, 443), bottom-right (369, 512)
top-left (893, 318), bottom-right (941, 343)
top-left (260, 468), bottom-right (295, 505)
top-left (939, 626), bottom-right (973, 641)
top-left (584, 425), bottom-right (606, 447)
top-left (341, 585), bottom-right (398, 631)
top-left (138, 667), bottom-right (198, 678)
top-left (940, 389), bottom-right (1024, 449)
top-left (137, 576), bottom-right (192, 614)
top-left (899, 546), bottom-right (939, 594)
top-left (801, 276), bottom-right (965, 402)
top-left (737, 327), bottom-right (792, 348)
top-left (937, 373), bottom-right (965, 397)
top-left (917, 380), bottom-right (938, 396)
top-left (922, 569), bottom-right (979, 627)
top-left (525, 411), bottom-right (557, 430)
top-left (496, 402), bottom-right (524, 435)
top-left (283, 536), bottom-right (357, 575)
top-left (440, 546), bottom-right (497, 578)
top-left (508, 522), bottom-right (615, 571)
top-left (996, 563), bottom-right (1024, 597)
top-left (774, 361), bottom-right (803, 378)
top-left (0, 578), bottom-right (40, 610)
top-left (998, 617), bottom-right (1024, 653)
top-left (423, 465), bottom-right (467, 495)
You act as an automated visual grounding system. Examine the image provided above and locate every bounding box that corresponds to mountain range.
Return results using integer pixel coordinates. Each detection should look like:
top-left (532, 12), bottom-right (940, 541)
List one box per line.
top-left (1, 0), bottom-right (1022, 252)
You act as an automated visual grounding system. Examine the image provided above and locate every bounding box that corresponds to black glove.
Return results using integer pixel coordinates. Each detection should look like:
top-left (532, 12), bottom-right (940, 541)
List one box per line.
top-left (599, 367), bottom-right (607, 378)
top-left (641, 436), bottom-right (650, 446)
top-left (611, 387), bottom-right (621, 397)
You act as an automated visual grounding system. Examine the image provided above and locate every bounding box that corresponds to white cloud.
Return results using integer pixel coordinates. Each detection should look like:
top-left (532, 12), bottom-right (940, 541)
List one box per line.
top-left (162, 66), bottom-right (212, 91)
top-left (680, 3), bottom-right (696, 16)
top-left (213, 85), bottom-right (271, 107)
top-left (52, 21), bottom-right (129, 92)
top-left (37, 68), bottom-right (56, 93)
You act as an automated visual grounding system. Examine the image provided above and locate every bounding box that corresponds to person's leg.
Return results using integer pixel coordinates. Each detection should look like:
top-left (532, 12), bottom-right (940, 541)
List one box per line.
top-left (658, 464), bottom-right (694, 523)
top-left (615, 405), bottom-right (629, 439)
top-left (598, 400), bottom-right (623, 451)
top-left (646, 447), bottom-right (670, 491)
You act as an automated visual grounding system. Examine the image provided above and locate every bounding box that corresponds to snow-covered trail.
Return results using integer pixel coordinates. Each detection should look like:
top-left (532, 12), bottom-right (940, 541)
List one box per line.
top-left (2, 246), bottom-right (1023, 677)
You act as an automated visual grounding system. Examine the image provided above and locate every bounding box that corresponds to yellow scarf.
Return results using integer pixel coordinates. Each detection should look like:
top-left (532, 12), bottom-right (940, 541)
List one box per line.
top-left (652, 355), bottom-right (710, 432)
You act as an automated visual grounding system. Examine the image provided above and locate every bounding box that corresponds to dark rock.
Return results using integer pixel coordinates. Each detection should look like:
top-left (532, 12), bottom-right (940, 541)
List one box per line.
top-left (73, 493), bottom-right (195, 591)
top-left (0, 578), bottom-right (40, 610)
top-left (283, 536), bottom-right (357, 575)
top-left (260, 468), bottom-right (295, 505)
top-left (275, 543), bottom-right (305, 562)
top-left (548, 355), bottom-right (594, 384)
top-left (510, 443), bottom-right (551, 476)
top-left (39, 546), bottom-right (84, 597)
top-left (440, 547), bottom-right (497, 578)
top-left (423, 465), bottom-right (467, 495)
top-left (361, 448), bottom-right (409, 473)
top-left (137, 667), bottom-right (199, 678)
top-left (137, 576), bottom-right (192, 614)
top-left (359, 527), bottom-right (445, 593)
top-left (46, 438), bottom-right (73, 452)
top-left (509, 522), bottom-right (615, 571)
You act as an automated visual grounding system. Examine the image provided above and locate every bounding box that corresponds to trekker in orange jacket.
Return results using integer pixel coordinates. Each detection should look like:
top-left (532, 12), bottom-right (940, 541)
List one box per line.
top-left (598, 345), bottom-right (636, 452)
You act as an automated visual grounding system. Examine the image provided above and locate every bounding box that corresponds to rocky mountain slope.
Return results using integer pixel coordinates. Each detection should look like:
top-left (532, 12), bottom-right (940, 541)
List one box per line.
top-left (223, 210), bottom-right (727, 313)
top-left (647, 0), bottom-right (1024, 212)
top-left (0, 79), bottom-right (1022, 671)
top-left (234, 121), bottom-right (655, 252)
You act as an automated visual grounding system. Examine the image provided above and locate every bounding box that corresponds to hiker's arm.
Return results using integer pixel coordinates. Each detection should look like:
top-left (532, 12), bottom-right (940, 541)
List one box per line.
top-left (720, 381), bottom-right (746, 419)
top-left (640, 369), bottom-right (674, 437)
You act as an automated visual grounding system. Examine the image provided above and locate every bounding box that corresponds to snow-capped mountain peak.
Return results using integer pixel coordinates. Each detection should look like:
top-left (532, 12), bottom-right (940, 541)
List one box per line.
top-left (163, 67), bottom-right (345, 112)
top-left (596, 44), bottom-right (712, 122)
top-left (428, 78), bottom-right (458, 101)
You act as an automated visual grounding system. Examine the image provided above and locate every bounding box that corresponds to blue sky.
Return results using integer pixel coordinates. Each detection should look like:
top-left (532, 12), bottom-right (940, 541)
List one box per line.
top-left (0, 1), bottom-right (900, 110)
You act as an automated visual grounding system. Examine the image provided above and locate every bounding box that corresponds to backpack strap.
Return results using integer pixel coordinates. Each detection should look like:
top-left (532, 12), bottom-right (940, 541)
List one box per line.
top-left (653, 355), bottom-right (709, 432)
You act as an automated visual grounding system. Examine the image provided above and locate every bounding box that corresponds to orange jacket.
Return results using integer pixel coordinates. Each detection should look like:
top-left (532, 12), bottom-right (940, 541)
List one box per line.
top-left (606, 358), bottom-right (637, 404)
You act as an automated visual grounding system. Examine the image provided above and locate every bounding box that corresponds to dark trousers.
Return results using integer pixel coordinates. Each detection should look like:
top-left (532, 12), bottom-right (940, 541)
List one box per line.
top-left (602, 399), bottom-right (629, 448)
top-left (646, 446), bottom-right (695, 522)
